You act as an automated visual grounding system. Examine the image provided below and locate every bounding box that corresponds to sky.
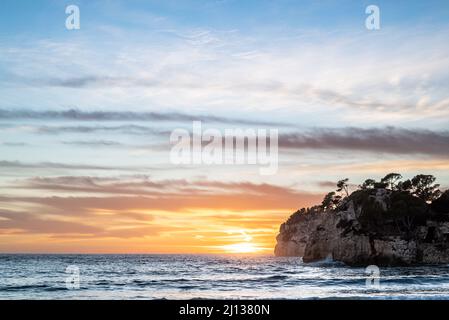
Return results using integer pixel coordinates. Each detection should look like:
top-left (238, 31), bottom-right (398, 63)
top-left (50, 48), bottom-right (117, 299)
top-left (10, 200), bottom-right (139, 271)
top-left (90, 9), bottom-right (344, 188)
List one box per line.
top-left (1, 0), bottom-right (449, 254)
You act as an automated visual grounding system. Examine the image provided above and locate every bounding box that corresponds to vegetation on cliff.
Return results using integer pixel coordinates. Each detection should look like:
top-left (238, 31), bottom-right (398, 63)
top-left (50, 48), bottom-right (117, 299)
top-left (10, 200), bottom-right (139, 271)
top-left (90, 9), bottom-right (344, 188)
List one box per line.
top-left (276, 173), bottom-right (449, 265)
top-left (284, 174), bottom-right (447, 233)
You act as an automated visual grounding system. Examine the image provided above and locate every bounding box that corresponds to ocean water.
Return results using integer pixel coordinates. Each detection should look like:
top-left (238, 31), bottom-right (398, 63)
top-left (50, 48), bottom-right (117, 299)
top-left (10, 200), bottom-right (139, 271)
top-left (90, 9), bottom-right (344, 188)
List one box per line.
top-left (1, 254), bottom-right (449, 300)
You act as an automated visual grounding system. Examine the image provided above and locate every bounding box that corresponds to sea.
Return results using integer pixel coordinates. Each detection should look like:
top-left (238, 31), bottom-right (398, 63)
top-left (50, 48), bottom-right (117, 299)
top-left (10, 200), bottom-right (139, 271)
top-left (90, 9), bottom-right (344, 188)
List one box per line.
top-left (1, 254), bottom-right (449, 300)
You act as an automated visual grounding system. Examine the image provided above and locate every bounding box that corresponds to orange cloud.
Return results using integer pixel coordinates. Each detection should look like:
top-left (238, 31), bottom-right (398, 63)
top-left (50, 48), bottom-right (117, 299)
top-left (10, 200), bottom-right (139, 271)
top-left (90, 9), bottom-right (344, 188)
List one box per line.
top-left (0, 178), bottom-right (320, 254)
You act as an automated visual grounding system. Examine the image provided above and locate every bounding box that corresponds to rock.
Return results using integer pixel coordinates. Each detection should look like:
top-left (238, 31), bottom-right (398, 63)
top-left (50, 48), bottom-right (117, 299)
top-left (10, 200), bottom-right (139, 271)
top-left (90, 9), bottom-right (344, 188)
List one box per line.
top-left (274, 240), bottom-right (305, 257)
top-left (275, 188), bottom-right (449, 266)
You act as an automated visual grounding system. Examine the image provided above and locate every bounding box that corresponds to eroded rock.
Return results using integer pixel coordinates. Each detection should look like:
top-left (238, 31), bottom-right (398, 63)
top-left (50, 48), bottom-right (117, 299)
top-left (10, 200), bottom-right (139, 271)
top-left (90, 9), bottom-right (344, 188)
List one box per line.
top-left (275, 189), bottom-right (449, 266)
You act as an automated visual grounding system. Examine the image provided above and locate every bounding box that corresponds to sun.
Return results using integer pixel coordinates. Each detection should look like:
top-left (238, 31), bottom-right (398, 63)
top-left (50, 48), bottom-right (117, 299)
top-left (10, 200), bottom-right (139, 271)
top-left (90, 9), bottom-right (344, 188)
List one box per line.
top-left (221, 242), bottom-right (262, 254)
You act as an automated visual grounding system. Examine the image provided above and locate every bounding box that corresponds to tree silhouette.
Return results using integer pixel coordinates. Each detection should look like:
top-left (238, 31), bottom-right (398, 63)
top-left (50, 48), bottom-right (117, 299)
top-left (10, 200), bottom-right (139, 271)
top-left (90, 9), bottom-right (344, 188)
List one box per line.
top-left (336, 178), bottom-right (349, 197)
top-left (321, 192), bottom-right (336, 210)
top-left (360, 179), bottom-right (376, 190)
top-left (397, 179), bottom-right (413, 192)
top-left (381, 173), bottom-right (402, 190)
top-left (410, 174), bottom-right (441, 202)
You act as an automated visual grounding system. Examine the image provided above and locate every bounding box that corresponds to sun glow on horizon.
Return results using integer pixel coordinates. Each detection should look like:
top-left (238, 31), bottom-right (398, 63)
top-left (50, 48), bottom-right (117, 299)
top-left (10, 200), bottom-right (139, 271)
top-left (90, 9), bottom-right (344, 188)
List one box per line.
top-left (220, 242), bottom-right (264, 254)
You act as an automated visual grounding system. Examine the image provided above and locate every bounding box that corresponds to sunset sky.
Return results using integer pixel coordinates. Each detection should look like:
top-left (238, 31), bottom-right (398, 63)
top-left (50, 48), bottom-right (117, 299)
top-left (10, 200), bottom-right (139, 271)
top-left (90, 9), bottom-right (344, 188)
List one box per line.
top-left (1, 0), bottom-right (449, 254)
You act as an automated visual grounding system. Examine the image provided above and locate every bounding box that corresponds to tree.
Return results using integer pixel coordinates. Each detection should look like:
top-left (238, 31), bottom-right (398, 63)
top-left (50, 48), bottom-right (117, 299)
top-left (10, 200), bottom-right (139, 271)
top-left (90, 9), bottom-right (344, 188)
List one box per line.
top-left (337, 178), bottom-right (349, 197)
top-left (373, 181), bottom-right (388, 189)
top-left (397, 179), bottom-right (412, 192)
top-left (360, 179), bottom-right (376, 190)
top-left (410, 174), bottom-right (441, 202)
top-left (381, 173), bottom-right (402, 190)
top-left (431, 190), bottom-right (449, 214)
top-left (332, 194), bottom-right (343, 206)
top-left (321, 192), bottom-right (342, 210)
top-left (321, 192), bottom-right (336, 210)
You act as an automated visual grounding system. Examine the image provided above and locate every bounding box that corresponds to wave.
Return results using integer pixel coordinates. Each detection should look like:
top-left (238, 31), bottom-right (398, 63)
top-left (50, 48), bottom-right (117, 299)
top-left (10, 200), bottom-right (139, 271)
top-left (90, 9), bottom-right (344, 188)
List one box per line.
top-left (1, 284), bottom-right (50, 291)
top-left (2, 255), bottom-right (449, 299)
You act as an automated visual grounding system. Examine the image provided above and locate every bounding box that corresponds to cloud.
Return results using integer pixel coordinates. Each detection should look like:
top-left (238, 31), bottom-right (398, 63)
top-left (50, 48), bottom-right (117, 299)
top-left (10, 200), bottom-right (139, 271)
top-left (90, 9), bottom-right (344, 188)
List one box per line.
top-left (13, 175), bottom-right (314, 199)
top-left (0, 208), bottom-right (163, 238)
top-left (279, 127), bottom-right (449, 156)
top-left (0, 176), bottom-right (320, 241)
top-left (2, 25), bottom-right (449, 124)
top-left (62, 140), bottom-right (123, 147)
top-left (4, 176), bottom-right (321, 212)
top-left (326, 159), bottom-right (449, 174)
top-left (32, 124), bottom-right (165, 135)
top-left (14, 175), bottom-right (178, 195)
top-left (0, 209), bottom-right (102, 235)
top-left (100, 226), bottom-right (174, 239)
top-left (37, 123), bottom-right (449, 157)
top-left (0, 142), bottom-right (28, 146)
top-left (0, 160), bottom-right (158, 172)
top-left (316, 181), bottom-right (337, 189)
top-left (0, 108), bottom-right (289, 127)
top-left (1, 193), bottom-right (317, 215)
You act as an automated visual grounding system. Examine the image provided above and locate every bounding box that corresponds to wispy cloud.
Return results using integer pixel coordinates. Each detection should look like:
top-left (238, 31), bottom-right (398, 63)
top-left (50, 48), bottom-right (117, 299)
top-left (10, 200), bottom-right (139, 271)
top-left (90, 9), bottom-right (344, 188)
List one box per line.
top-left (61, 140), bottom-right (123, 147)
top-left (0, 209), bottom-right (102, 235)
top-left (0, 176), bottom-right (320, 243)
top-left (279, 127), bottom-right (449, 156)
top-left (29, 124), bottom-right (164, 135)
top-left (0, 108), bottom-right (288, 127)
top-left (2, 25), bottom-right (449, 124)
top-left (0, 142), bottom-right (28, 146)
top-left (0, 160), bottom-right (160, 172)
top-left (12, 175), bottom-right (313, 199)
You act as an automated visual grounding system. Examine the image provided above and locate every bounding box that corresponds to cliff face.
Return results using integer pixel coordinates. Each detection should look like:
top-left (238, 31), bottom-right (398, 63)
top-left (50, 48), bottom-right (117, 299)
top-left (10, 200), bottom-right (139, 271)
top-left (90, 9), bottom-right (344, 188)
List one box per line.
top-left (275, 189), bottom-right (449, 266)
top-left (274, 206), bottom-right (323, 257)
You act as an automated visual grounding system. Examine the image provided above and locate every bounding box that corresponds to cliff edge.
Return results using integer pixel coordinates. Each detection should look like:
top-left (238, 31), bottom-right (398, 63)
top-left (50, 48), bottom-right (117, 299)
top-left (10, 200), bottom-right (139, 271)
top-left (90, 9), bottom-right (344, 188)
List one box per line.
top-left (275, 174), bottom-right (449, 266)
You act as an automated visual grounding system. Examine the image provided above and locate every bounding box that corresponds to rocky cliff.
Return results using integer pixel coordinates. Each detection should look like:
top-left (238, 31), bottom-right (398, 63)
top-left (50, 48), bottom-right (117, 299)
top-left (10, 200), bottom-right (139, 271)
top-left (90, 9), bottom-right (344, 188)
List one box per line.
top-left (275, 181), bottom-right (449, 266)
